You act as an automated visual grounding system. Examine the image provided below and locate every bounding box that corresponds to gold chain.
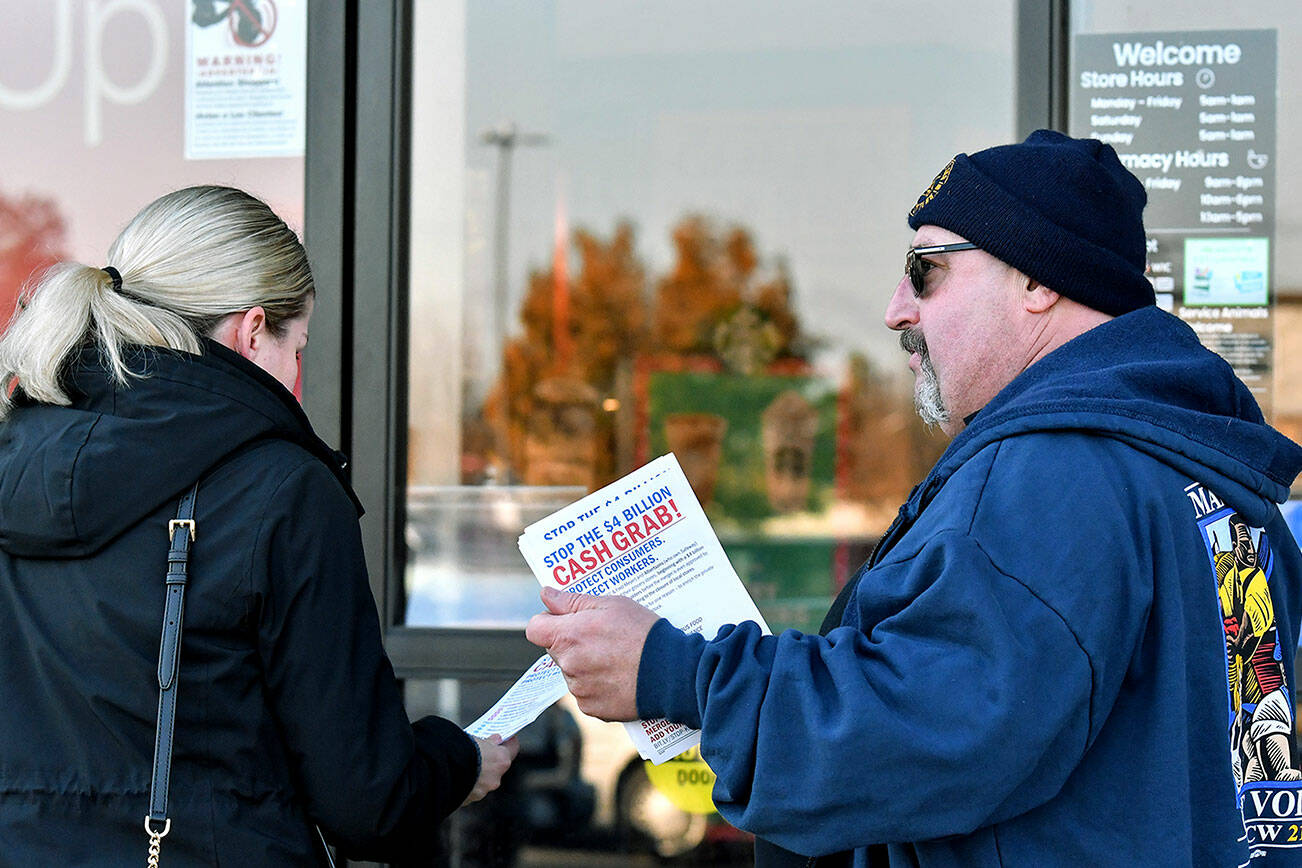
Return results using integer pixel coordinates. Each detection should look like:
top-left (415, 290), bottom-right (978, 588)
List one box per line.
top-left (146, 831), bottom-right (163, 868)
top-left (144, 817), bottom-right (170, 868)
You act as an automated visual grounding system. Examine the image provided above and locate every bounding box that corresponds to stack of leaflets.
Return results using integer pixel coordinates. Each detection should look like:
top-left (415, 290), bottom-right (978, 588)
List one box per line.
top-left (466, 453), bottom-right (769, 764)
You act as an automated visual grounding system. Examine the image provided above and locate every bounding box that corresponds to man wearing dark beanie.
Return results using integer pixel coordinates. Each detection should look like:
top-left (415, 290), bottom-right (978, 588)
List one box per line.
top-left (528, 130), bottom-right (1302, 867)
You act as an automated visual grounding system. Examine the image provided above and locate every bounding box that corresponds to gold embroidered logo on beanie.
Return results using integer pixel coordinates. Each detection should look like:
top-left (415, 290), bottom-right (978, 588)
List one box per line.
top-left (910, 158), bottom-right (955, 217)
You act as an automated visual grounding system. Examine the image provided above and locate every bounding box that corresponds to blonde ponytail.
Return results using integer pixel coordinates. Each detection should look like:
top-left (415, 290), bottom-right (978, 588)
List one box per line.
top-left (0, 186), bottom-right (313, 418)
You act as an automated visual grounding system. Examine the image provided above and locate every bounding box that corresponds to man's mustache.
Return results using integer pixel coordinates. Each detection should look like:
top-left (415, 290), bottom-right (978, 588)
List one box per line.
top-left (900, 328), bottom-right (929, 358)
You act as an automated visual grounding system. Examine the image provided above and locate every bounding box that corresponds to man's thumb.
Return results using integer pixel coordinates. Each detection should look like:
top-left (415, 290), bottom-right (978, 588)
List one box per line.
top-left (541, 586), bottom-right (598, 614)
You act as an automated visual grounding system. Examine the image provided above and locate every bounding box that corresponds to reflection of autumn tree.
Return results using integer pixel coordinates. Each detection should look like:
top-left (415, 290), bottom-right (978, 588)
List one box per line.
top-left (653, 217), bottom-right (740, 354)
top-left (651, 218), bottom-right (808, 367)
top-left (478, 213), bottom-right (942, 519)
top-left (754, 257), bottom-right (803, 359)
top-left (482, 221), bottom-right (646, 486)
top-left (481, 215), bottom-right (814, 487)
top-left (570, 223), bottom-right (646, 386)
top-left (0, 190), bottom-right (67, 332)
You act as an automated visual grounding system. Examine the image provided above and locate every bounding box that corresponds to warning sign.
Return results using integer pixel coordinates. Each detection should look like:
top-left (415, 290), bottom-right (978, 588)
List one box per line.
top-left (185, 0), bottom-right (306, 159)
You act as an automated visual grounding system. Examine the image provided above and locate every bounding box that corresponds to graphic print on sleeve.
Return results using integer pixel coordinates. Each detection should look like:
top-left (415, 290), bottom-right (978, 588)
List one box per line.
top-left (1189, 482), bottom-right (1302, 859)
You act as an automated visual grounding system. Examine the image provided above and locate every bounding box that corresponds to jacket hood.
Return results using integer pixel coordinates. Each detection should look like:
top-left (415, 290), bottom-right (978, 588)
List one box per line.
top-left (0, 340), bottom-right (358, 557)
top-left (908, 306), bottom-right (1302, 528)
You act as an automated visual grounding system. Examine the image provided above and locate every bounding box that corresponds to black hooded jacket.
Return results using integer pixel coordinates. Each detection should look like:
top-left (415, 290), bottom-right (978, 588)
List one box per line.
top-left (0, 341), bottom-right (478, 865)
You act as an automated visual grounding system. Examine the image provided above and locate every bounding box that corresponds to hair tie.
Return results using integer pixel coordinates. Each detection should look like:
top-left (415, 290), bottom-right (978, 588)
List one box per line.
top-left (101, 266), bottom-right (122, 292)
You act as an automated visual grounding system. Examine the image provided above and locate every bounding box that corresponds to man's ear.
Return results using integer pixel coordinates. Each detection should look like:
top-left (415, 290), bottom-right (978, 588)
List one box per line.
top-left (1023, 278), bottom-right (1060, 314)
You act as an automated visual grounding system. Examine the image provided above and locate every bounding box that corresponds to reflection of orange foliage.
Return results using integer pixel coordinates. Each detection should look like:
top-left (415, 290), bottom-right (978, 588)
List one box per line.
top-left (482, 221), bottom-right (647, 485)
top-left (508, 221), bottom-right (646, 385)
top-left (571, 223), bottom-right (646, 387)
top-left (754, 259), bottom-right (800, 358)
top-left (473, 209), bottom-right (952, 521)
top-left (482, 214), bottom-right (817, 489)
top-left (653, 216), bottom-right (735, 354)
top-left (652, 218), bottom-right (806, 363)
top-left (0, 190), bottom-right (67, 333)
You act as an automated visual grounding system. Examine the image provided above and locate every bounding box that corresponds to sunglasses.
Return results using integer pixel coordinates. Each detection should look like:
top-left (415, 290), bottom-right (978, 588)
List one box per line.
top-left (906, 241), bottom-right (980, 295)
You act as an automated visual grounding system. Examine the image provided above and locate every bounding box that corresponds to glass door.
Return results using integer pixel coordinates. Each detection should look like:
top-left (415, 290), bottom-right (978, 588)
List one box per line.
top-left (400, 1), bottom-right (1019, 863)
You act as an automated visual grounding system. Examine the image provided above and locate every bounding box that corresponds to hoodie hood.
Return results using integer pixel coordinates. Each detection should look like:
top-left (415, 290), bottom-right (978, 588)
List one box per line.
top-left (905, 306), bottom-right (1302, 530)
top-left (0, 340), bottom-right (358, 557)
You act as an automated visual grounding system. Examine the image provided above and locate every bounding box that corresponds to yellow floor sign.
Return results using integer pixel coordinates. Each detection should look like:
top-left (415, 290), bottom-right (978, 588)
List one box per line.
top-left (644, 746), bottom-right (717, 814)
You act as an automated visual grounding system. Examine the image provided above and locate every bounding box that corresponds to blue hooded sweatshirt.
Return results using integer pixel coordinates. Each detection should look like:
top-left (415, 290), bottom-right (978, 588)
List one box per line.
top-left (637, 307), bottom-right (1302, 867)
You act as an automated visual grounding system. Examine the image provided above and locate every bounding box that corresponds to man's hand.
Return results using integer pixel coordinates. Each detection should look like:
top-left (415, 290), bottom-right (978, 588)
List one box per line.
top-left (462, 734), bottom-right (519, 807)
top-left (525, 587), bottom-right (659, 721)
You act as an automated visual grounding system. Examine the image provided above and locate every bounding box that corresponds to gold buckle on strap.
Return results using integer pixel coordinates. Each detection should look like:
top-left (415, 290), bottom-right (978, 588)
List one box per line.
top-left (144, 816), bottom-right (171, 838)
top-left (145, 816), bottom-right (171, 868)
top-left (168, 519), bottom-right (196, 542)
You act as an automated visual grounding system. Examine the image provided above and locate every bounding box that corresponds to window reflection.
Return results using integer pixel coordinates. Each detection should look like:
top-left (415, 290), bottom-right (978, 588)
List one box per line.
top-left (405, 1), bottom-right (1017, 859)
top-left (406, 1), bottom-right (1015, 638)
top-left (405, 486), bottom-right (584, 627)
top-left (0, 3), bottom-right (304, 333)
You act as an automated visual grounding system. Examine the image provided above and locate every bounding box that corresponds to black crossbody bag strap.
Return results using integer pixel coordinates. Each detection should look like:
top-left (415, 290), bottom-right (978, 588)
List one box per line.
top-left (139, 476), bottom-right (338, 868)
top-left (144, 482), bottom-right (199, 867)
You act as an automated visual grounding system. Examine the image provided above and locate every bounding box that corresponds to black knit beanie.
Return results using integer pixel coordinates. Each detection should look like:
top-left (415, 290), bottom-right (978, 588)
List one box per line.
top-left (907, 129), bottom-right (1154, 316)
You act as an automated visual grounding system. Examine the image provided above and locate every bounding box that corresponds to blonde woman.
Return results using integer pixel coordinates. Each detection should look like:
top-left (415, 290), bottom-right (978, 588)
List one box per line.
top-left (0, 186), bottom-right (515, 865)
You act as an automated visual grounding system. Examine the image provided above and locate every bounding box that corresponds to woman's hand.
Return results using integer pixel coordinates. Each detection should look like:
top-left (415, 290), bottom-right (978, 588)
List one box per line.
top-left (462, 734), bottom-right (519, 806)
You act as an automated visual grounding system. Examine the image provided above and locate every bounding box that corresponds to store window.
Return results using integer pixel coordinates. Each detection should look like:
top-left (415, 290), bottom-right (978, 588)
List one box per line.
top-left (402, 1), bottom-right (1018, 862)
top-left (0, 1), bottom-right (306, 327)
top-left (1069, 2), bottom-right (1302, 490)
top-left (403, 0), bottom-right (1017, 633)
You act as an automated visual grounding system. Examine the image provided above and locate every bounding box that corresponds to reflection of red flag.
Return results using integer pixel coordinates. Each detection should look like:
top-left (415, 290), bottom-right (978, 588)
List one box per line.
top-left (552, 185), bottom-right (571, 368)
